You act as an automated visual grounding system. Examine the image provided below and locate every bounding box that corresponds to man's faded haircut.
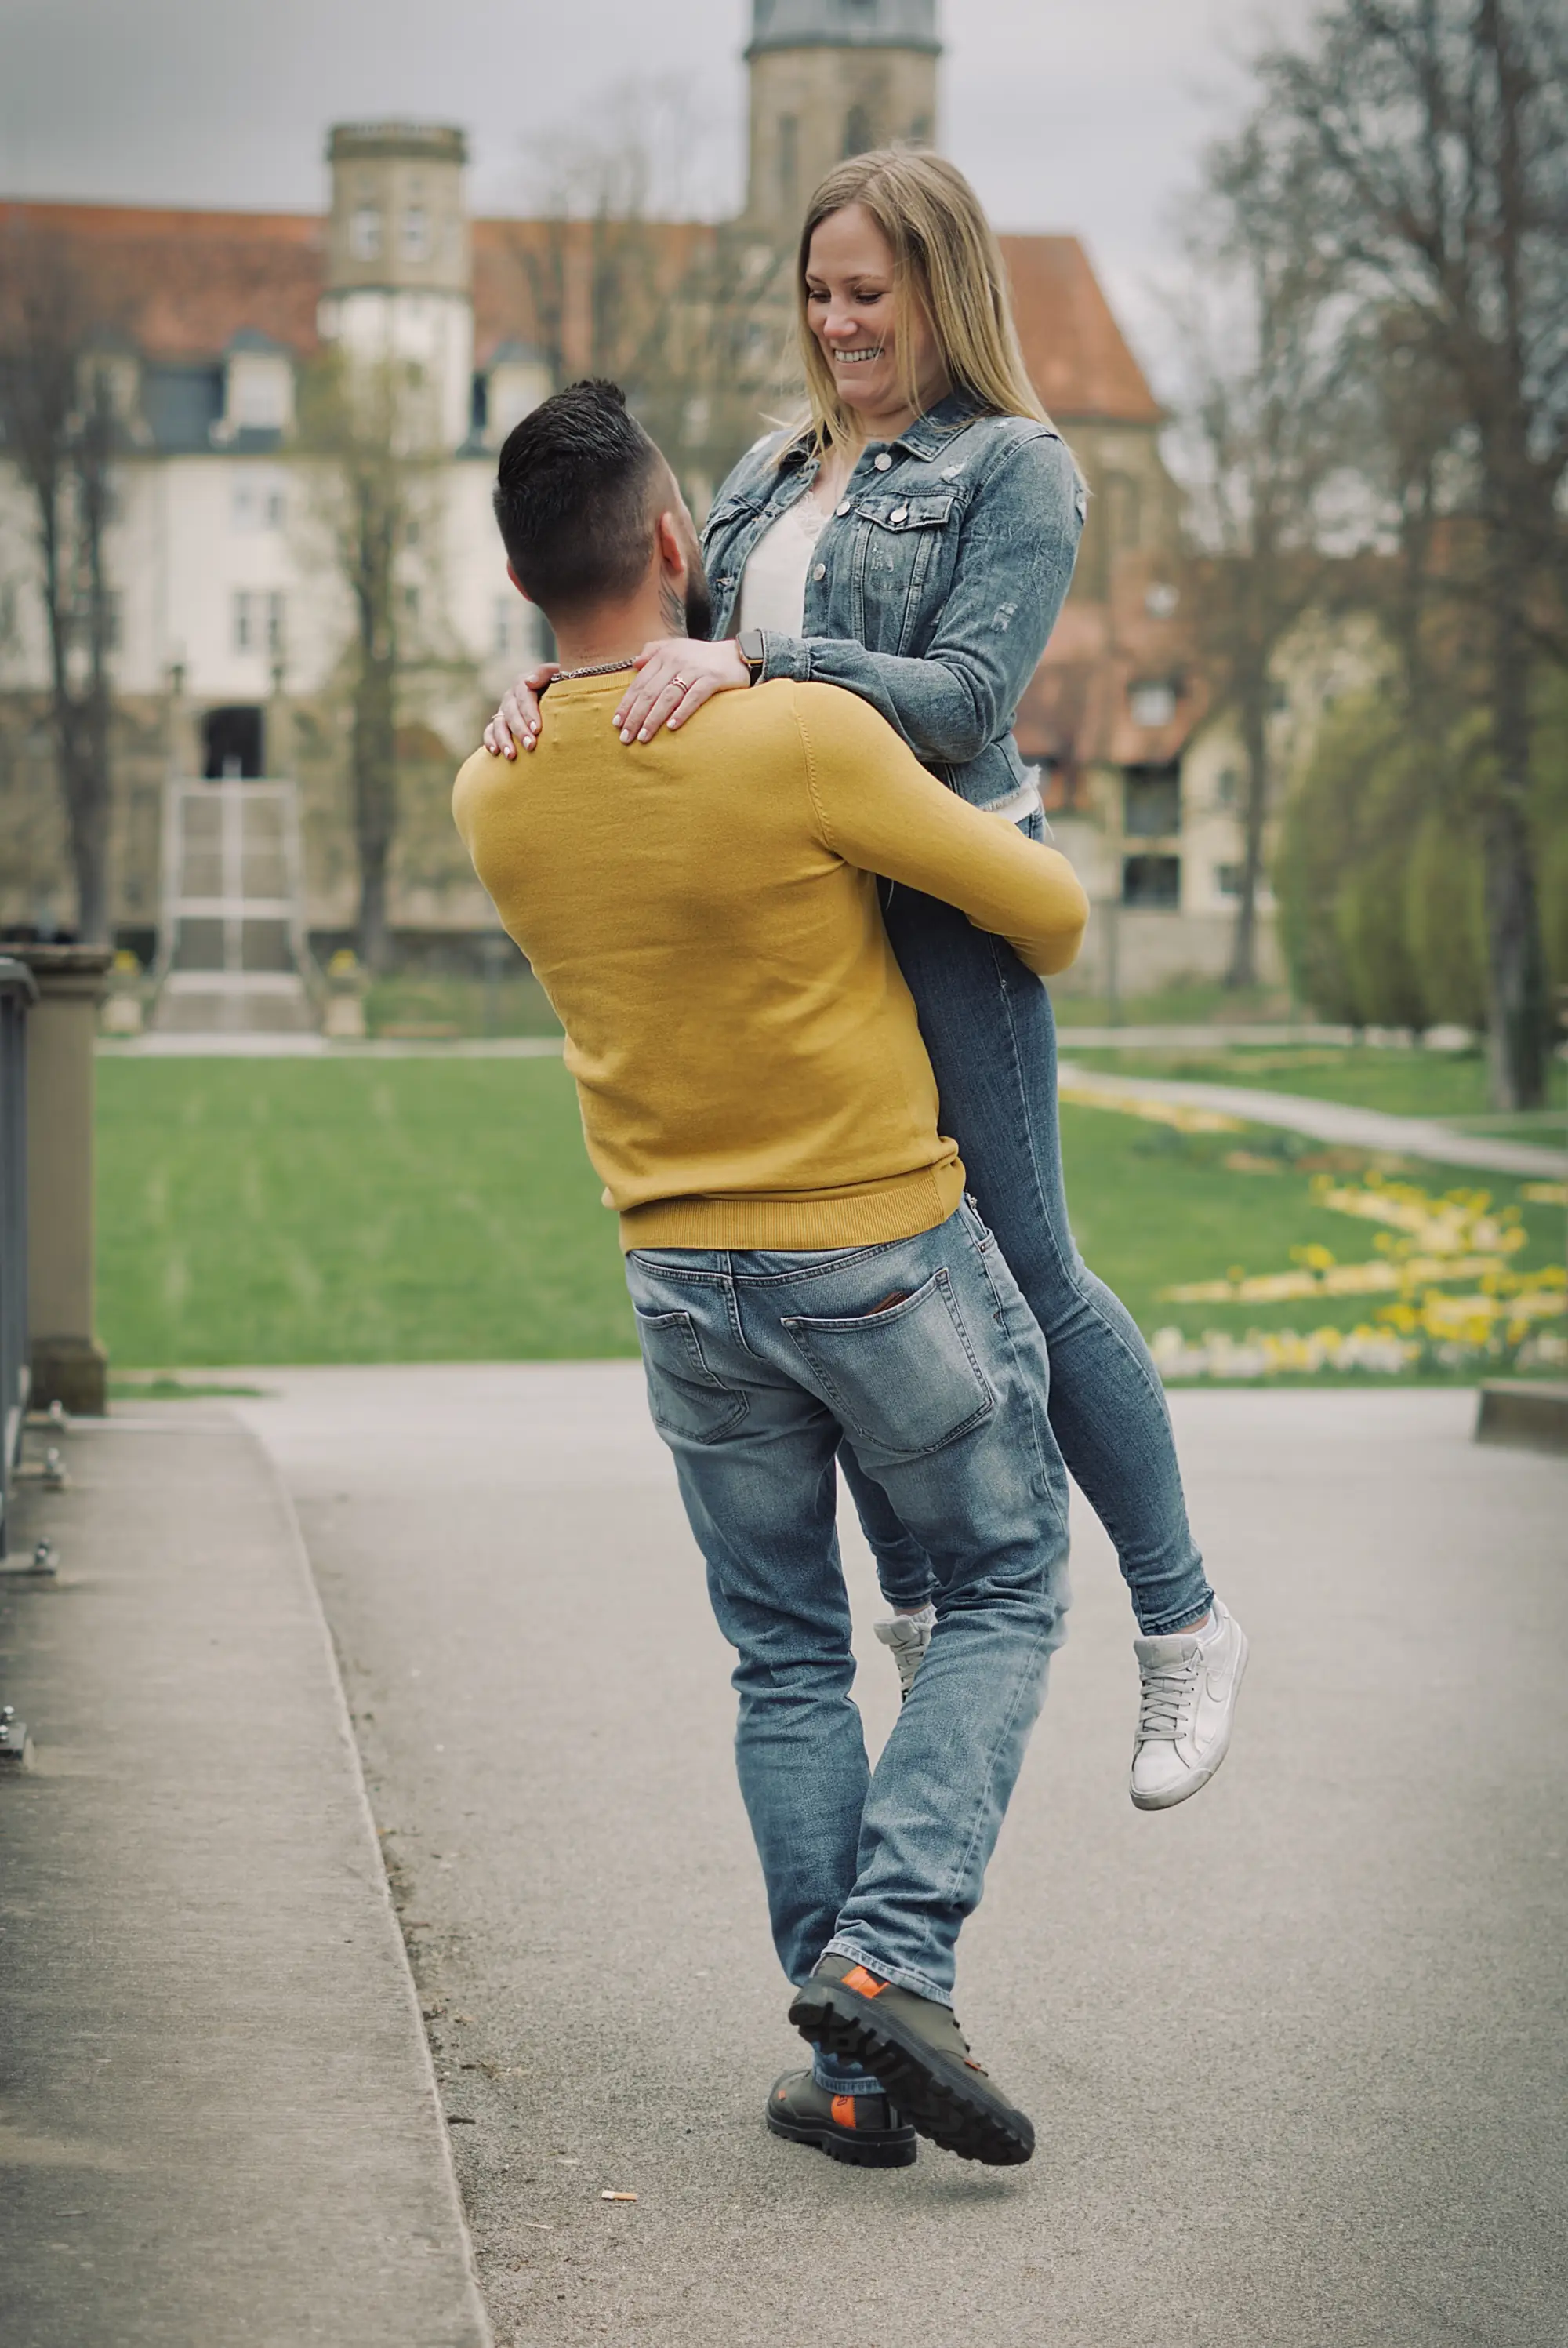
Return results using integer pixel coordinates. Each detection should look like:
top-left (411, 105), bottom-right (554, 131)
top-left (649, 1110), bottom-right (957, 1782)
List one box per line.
top-left (493, 379), bottom-right (664, 618)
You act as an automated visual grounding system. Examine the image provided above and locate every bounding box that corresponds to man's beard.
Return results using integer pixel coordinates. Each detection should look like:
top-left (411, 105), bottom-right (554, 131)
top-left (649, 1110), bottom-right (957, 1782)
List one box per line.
top-left (683, 565), bottom-right (714, 642)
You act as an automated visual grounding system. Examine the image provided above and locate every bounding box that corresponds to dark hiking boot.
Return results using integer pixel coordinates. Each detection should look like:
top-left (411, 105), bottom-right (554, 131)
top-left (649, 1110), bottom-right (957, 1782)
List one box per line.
top-left (764, 2068), bottom-right (917, 2168)
top-left (788, 1954), bottom-right (1034, 2167)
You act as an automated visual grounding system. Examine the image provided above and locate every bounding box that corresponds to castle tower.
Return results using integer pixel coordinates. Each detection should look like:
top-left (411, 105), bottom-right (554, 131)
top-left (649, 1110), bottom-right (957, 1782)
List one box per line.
top-left (320, 123), bottom-right (474, 450)
top-left (745, 0), bottom-right (941, 237)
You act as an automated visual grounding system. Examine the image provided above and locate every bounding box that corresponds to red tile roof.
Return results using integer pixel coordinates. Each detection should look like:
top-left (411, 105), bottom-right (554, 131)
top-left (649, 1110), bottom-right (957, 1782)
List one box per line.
top-left (999, 235), bottom-right (1162, 427)
top-left (0, 202), bottom-right (325, 358)
top-left (1, 200), bottom-right (1160, 426)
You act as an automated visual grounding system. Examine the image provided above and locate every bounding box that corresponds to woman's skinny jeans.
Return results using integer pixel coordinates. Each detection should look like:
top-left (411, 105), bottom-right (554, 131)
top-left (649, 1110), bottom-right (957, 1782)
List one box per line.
top-left (844, 840), bottom-right (1214, 1639)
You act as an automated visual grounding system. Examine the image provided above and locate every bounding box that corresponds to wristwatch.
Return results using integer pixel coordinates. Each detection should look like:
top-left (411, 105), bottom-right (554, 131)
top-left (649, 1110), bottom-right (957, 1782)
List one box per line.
top-left (735, 627), bottom-right (767, 683)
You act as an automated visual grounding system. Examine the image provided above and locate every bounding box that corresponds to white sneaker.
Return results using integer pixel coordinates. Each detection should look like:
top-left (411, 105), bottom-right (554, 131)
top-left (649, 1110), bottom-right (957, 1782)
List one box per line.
top-left (1130, 1599), bottom-right (1248, 1811)
top-left (875, 1612), bottom-right (933, 1701)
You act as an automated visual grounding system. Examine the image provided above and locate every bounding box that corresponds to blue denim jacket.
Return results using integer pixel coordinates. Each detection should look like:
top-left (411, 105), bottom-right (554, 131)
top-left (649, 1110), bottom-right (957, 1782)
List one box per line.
top-left (701, 392), bottom-right (1085, 812)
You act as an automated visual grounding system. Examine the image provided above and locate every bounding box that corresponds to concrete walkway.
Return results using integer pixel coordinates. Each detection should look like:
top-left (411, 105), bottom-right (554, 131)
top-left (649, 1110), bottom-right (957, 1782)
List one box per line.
top-left (235, 1368), bottom-right (1566, 2348)
top-left (0, 1409), bottom-right (492, 2348)
top-left (1058, 1060), bottom-right (1568, 1178)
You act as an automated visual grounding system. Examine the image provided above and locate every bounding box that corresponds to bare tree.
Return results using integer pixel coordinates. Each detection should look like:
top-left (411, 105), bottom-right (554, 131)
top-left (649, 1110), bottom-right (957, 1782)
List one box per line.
top-left (0, 224), bottom-right (119, 943)
top-left (1248, 0), bottom-right (1568, 1103)
top-left (1171, 125), bottom-right (1361, 987)
top-left (298, 351), bottom-right (443, 971)
top-left (493, 93), bottom-right (793, 519)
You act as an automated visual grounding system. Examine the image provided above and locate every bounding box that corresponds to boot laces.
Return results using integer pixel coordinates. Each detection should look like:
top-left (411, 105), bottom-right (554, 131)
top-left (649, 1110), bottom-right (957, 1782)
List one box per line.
top-left (1138, 1648), bottom-right (1200, 1743)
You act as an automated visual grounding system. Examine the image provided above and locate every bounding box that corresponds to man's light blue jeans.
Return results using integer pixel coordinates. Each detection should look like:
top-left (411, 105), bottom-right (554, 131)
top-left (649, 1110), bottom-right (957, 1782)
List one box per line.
top-left (626, 1200), bottom-right (1070, 2006)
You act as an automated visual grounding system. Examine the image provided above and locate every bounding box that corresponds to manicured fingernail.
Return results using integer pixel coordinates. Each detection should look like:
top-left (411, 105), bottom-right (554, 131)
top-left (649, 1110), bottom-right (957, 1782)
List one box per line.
top-left (620, 729), bottom-right (632, 743)
top-left (638, 727), bottom-right (652, 741)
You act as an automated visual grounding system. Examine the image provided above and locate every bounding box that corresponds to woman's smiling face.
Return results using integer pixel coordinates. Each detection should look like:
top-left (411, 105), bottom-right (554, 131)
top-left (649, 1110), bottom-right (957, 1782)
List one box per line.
top-left (804, 203), bottom-right (946, 437)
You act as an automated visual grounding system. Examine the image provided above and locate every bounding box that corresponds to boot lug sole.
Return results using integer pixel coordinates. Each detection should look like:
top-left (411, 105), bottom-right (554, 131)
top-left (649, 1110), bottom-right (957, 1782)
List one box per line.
top-left (789, 1983), bottom-right (1033, 2167)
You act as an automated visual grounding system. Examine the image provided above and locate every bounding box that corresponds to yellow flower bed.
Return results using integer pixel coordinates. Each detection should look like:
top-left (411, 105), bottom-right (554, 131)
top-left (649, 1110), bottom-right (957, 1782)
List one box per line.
top-left (1153, 1168), bottom-right (1566, 1379)
top-left (1058, 1082), bottom-right (1244, 1135)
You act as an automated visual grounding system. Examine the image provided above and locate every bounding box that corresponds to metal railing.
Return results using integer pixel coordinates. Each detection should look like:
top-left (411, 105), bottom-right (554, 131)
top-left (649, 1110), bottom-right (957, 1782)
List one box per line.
top-left (0, 954), bottom-right (37, 1559)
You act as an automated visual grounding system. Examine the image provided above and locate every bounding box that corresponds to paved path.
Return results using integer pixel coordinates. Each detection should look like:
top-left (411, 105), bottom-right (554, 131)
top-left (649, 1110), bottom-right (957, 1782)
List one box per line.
top-left (1058, 1061), bottom-right (1568, 1178)
top-left (238, 1369), bottom-right (1567, 2348)
top-left (0, 1410), bottom-right (491, 2348)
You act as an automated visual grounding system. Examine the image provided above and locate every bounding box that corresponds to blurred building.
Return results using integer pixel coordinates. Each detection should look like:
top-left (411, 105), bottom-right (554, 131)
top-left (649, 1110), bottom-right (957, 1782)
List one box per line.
top-left (0, 0), bottom-right (1277, 986)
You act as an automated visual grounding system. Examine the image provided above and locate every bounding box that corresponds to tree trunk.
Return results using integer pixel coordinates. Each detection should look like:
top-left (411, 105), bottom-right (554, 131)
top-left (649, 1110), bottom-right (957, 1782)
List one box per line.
top-left (59, 730), bottom-right (112, 943)
top-left (353, 656), bottom-right (396, 972)
top-left (1481, 593), bottom-right (1548, 1109)
top-left (1225, 692), bottom-right (1271, 989)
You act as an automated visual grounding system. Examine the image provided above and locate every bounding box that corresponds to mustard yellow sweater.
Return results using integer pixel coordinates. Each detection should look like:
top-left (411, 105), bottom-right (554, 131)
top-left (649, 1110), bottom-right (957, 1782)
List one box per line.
top-left (452, 674), bottom-right (1088, 1251)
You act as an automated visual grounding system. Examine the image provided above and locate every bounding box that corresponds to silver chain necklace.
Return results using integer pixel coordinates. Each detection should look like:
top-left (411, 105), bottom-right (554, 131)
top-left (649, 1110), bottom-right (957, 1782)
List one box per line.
top-left (553, 656), bottom-right (638, 682)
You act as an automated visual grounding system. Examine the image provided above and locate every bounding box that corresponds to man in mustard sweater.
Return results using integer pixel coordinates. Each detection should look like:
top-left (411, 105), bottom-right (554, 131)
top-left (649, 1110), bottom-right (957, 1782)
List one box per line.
top-left (454, 380), bottom-right (1090, 2173)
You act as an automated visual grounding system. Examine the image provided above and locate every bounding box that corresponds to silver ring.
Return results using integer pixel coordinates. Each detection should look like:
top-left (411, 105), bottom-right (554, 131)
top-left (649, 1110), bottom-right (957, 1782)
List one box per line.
top-left (673, 674), bottom-right (691, 691)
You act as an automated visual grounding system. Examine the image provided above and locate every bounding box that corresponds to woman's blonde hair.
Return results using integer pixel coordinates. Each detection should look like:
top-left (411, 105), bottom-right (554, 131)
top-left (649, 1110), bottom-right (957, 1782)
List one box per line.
top-left (793, 147), bottom-right (1051, 456)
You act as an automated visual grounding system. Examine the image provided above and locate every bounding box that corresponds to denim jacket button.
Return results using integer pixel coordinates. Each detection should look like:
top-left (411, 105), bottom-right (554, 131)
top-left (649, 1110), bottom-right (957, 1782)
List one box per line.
top-left (836, 499), bottom-right (851, 516)
top-left (812, 562), bottom-right (827, 581)
top-left (890, 507), bottom-right (909, 524)
top-left (873, 452), bottom-right (893, 471)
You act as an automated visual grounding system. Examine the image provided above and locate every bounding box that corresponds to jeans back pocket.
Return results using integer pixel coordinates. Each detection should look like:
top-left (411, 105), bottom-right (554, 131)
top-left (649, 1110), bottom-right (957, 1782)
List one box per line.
top-left (782, 1268), bottom-right (995, 1460)
top-left (633, 1307), bottom-right (749, 1444)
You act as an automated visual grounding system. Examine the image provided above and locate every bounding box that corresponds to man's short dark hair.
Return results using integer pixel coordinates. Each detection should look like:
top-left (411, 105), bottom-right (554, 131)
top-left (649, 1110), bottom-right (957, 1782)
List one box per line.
top-left (493, 379), bottom-right (664, 617)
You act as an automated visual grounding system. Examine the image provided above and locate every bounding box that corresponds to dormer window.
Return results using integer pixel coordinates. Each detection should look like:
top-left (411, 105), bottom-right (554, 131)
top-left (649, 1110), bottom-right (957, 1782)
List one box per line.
top-left (1129, 679), bottom-right (1178, 729)
top-left (350, 205), bottom-right (383, 261)
top-left (401, 206), bottom-right (431, 261)
top-left (212, 343), bottom-right (296, 444)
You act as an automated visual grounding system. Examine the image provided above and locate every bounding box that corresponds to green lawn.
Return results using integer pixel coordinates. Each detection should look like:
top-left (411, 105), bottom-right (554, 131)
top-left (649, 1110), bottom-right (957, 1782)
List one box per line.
top-left (363, 972), bottom-right (563, 1039)
top-left (97, 1058), bottom-right (1565, 1377)
top-left (98, 1058), bottom-right (630, 1366)
top-left (1061, 1041), bottom-right (1568, 1123)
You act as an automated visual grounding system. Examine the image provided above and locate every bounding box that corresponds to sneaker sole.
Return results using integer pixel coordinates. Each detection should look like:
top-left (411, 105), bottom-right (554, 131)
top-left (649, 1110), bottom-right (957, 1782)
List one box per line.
top-left (787, 1981), bottom-right (1034, 2167)
top-left (1131, 1630), bottom-right (1250, 1811)
top-left (765, 2106), bottom-right (917, 2168)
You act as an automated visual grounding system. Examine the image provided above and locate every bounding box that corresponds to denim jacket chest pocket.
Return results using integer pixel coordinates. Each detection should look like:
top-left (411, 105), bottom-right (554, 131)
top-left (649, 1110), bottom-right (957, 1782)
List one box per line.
top-left (843, 491), bottom-right (959, 655)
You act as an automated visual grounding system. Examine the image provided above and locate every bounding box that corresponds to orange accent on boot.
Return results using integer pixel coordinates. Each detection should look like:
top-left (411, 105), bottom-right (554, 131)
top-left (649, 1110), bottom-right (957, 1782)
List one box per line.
top-left (841, 1965), bottom-right (889, 1999)
top-left (830, 2094), bottom-right (858, 2130)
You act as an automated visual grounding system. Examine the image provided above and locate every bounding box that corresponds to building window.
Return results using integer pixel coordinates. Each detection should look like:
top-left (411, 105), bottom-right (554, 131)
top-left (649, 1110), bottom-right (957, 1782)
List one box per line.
top-left (1106, 472), bottom-right (1142, 551)
top-left (1216, 863), bottom-right (1244, 898)
top-left (1128, 678), bottom-right (1178, 729)
top-left (232, 476), bottom-right (286, 532)
top-left (1123, 855), bottom-right (1181, 909)
top-left (1216, 765), bottom-right (1240, 808)
top-left (843, 104), bottom-right (874, 158)
top-left (234, 591), bottom-right (285, 656)
top-left (401, 206), bottom-right (431, 261)
top-left (70, 587), bottom-right (121, 649)
top-left (350, 205), bottom-right (382, 261)
top-left (1123, 762), bottom-right (1181, 837)
top-left (778, 115), bottom-right (798, 213)
top-left (493, 595), bottom-right (514, 658)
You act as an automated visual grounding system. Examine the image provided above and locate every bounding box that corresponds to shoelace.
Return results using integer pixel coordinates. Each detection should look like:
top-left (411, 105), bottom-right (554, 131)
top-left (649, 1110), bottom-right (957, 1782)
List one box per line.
top-left (1137, 1648), bottom-right (1201, 1742)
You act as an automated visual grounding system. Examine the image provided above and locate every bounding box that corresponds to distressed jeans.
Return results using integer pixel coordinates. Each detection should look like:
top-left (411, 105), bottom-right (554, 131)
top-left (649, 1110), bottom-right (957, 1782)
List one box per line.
top-left (844, 834), bottom-right (1214, 1638)
top-left (626, 1201), bottom-right (1070, 2005)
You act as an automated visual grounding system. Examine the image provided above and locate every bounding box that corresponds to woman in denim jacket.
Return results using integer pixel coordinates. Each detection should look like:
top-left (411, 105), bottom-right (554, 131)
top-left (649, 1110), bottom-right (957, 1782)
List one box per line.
top-left (486, 151), bottom-right (1247, 1809)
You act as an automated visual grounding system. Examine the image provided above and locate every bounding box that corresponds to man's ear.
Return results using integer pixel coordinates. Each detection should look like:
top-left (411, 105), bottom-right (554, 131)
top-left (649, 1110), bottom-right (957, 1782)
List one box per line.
top-left (654, 509), bottom-right (687, 580)
top-left (506, 560), bottom-right (534, 605)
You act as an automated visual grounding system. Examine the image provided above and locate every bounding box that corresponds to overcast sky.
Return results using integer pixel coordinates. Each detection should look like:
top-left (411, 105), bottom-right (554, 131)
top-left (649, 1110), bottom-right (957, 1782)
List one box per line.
top-left (0, 0), bottom-right (1312, 393)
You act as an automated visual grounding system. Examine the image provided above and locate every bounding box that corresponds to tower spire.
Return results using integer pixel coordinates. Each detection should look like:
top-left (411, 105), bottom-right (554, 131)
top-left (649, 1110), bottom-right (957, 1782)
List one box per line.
top-left (744, 0), bottom-right (941, 232)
